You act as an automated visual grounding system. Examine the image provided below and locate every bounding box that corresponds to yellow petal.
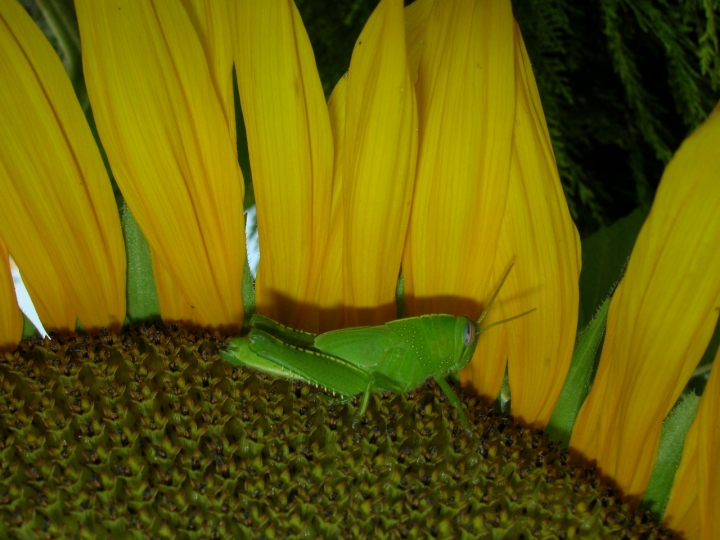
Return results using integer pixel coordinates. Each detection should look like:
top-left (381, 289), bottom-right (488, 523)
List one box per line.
top-left (180, 0), bottom-right (236, 138)
top-left (316, 77), bottom-right (347, 332)
top-left (77, 0), bottom-right (245, 329)
top-left (232, 0), bottom-right (333, 332)
top-left (405, 0), bottom-right (433, 84)
top-left (664, 346), bottom-right (720, 539)
top-left (340, 0), bottom-right (418, 326)
top-left (570, 102), bottom-right (720, 497)
top-left (501, 23), bottom-right (580, 426)
top-left (152, 251), bottom-right (197, 324)
top-left (0, 244), bottom-right (22, 349)
top-left (402, 0), bottom-right (515, 400)
top-left (403, 0), bottom-right (515, 317)
top-left (0, 0), bottom-right (125, 332)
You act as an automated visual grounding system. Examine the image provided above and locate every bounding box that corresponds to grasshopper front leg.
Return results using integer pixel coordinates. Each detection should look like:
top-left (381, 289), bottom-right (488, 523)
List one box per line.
top-left (434, 375), bottom-right (470, 429)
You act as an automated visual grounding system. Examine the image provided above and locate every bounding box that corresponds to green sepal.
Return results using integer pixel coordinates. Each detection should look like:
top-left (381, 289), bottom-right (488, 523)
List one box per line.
top-left (395, 271), bottom-right (405, 319)
top-left (494, 367), bottom-right (511, 415)
top-left (233, 69), bottom-right (254, 212)
top-left (546, 297), bottom-right (610, 446)
top-left (242, 257), bottom-right (256, 331)
top-left (578, 206), bottom-right (648, 330)
top-left (33, 0), bottom-right (82, 95)
top-left (20, 313), bottom-right (40, 340)
top-left (121, 205), bottom-right (161, 324)
top-left (683, 319), bottom-right (720, 397)
top-left (642, 393), bottom-right (700, 518)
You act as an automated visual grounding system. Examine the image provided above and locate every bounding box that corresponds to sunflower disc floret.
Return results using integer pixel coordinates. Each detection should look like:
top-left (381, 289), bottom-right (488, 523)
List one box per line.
top-left (0, 325), bottom-right (676, 539)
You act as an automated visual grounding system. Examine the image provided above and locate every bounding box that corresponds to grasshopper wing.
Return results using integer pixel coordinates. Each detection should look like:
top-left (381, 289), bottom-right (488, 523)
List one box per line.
top-left (249, 329), bottom-right (371, 397)
top-left (313, 326), bottom-right (410, 372)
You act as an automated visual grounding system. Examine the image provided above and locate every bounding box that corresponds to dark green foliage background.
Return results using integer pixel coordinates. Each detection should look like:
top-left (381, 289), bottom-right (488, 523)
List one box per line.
top-left (297, 0), bottom-right (720, 237)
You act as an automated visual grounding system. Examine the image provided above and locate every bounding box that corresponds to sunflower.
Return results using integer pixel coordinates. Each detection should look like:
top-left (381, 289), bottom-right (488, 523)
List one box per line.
top-left (1, 0), bottom-right (718, 537)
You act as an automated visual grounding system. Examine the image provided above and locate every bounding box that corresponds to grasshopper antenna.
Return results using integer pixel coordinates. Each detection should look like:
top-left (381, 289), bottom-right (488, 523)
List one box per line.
top-left (477, 264), bottom-right (535, 333)
top-left (477, 264), bottom-right (514, 327)
top-left (478, 308), bottom-right (536, 334)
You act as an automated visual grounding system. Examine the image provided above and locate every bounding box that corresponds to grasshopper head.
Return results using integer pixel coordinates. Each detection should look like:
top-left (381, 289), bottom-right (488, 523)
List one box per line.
top-left (451, 265), bottom-right (536, 373)
top-left (452, 316), bottom-right (480, 371)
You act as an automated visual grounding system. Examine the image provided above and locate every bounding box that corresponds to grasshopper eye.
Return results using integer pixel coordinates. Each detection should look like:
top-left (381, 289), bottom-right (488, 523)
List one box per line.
top-left (463, 322), bottom-right (475, 346)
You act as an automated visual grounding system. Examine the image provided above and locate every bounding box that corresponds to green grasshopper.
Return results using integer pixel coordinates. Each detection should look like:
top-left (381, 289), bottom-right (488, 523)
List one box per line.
top-left (221, 266), bottom-right (532, 427)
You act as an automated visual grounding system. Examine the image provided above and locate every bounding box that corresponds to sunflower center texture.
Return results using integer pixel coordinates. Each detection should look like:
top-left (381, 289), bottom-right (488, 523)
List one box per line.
top-left (0, 325), bottom-right (677, 539)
